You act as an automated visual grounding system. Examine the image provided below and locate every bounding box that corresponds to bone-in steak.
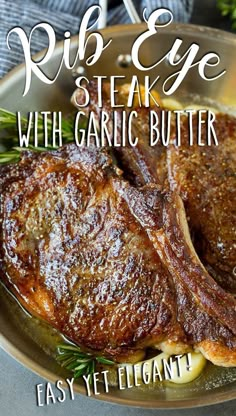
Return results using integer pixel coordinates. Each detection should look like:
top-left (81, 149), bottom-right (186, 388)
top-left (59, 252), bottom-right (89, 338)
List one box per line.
top-left (0, 144), bottom-right (236, 366)
top-left (72, 83), bottom-right (236, 295)
top-left (168, 113), bottom-right (236, 294)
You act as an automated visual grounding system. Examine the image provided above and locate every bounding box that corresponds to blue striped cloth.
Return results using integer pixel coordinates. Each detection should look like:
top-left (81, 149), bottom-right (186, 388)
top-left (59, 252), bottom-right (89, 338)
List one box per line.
top-left (0, 0), bottom-right (194, 78)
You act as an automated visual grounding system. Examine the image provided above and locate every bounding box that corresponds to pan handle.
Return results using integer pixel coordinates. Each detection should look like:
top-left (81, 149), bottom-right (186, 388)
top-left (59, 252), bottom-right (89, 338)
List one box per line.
top-left (98, 0), bottom-right (108, 29)
top-left (98, 0), bottom-right (141, 28)
top-left (123, 0), bottom-right (142, 24)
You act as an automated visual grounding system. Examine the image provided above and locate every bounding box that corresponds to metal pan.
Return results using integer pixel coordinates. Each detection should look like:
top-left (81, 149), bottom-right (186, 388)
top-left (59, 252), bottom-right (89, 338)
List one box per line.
top-left (0, 23), bottom-right (236, 408)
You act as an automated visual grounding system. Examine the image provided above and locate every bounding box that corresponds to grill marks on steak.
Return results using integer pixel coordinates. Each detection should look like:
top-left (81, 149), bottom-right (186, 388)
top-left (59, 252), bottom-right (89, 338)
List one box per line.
top-left (1, 144), bottom-right (236, 366)
top-left (168, 113), bottom-right (236, 294)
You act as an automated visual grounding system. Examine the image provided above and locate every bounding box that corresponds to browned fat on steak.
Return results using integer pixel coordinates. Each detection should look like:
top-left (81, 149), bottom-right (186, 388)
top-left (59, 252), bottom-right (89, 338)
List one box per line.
top-left (71, 80), bottom-right (167, 187)
top-left (168, 113), bottom-right (236, 294)
top-left (1, 144), bottom-right (236, 366)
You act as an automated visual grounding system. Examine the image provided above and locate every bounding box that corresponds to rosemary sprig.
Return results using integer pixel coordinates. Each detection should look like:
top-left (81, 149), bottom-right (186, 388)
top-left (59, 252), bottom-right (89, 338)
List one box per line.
top-left (0, 108), bottom-right (74, 142)
top-left (0, 150), bottom-right (21, 164)
top-left (57, 343), bottom-right (114, 380)
top-left (0, 108), bottom-right (77, 164)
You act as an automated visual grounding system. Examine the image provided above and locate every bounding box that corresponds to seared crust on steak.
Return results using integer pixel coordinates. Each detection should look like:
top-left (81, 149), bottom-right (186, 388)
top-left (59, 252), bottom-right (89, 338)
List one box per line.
top-left (1, 144), bottom-right (236, 366)
top-left (168, 113), bottom-right (236, 293)
top-left (0, 145), bottom-right (182, 362)
top-left (117, 181), bottom-right (236, 366)
top-left (73, 82), bottom-right (236, 295)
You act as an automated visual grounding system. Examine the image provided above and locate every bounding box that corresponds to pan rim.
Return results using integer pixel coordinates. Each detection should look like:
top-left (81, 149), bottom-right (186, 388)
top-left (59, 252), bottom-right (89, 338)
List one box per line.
top-left (0, 22), bottom-right (236, 409)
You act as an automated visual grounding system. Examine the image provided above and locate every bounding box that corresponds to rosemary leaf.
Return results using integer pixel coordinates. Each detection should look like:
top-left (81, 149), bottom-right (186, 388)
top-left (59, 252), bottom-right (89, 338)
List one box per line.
top-left (0, 151), bottom-right (20, 163)
top-left (59, 356), bottom-right (77, 367)
top-left (66, 361), bottom-right (87, 371)
top-left (56, 353), bottom-right (74, 361)
top-left (56, 343), bottom-right (114, 380)
top-left (57, 344), bottom-right (90, 354)
top-left (74, 368), bottom-right (89, 379)
top-left (96, 357), bottom-right (115, 365)
top-left (87, 361), bottom-right (95, 384)
top-left (72, 363), bottom-right (89, 371)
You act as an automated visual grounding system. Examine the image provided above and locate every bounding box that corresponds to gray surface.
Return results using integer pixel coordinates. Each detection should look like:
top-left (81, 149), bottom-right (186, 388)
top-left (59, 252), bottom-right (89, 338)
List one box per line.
top-left (1, 348), bottom-right (236, 416)
top-left (1, 0), bottom-right (236, 415)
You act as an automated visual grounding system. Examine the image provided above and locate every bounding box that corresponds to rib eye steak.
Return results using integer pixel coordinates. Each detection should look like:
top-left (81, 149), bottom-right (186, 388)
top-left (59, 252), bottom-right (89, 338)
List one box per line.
top-left (168, 113), bottom-right (236, 294)
top-left (0, 144), bottom-right (236, 366)
top-left (72, 82), bottom-right (236, 294)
